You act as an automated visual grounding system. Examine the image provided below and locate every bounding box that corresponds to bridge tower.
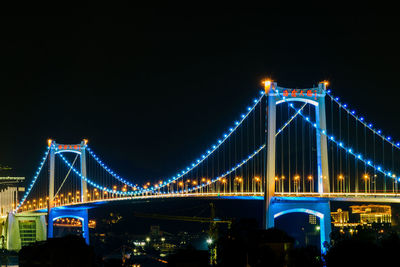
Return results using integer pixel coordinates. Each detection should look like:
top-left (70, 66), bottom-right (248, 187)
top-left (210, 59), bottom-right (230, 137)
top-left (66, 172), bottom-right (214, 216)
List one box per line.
top-left (264, 81), bottom-right (332, 252)
top-left (47, 140), bottom-right (90, 245)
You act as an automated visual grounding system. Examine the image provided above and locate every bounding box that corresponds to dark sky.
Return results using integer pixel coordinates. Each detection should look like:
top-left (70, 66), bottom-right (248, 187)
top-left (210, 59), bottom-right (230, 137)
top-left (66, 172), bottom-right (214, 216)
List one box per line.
top-left (1, 11), bottom-right (400, 186)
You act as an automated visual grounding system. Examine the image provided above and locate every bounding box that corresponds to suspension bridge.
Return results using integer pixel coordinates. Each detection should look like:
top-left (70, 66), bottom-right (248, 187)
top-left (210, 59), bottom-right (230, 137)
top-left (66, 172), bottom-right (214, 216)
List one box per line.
top-left (2, 81), bottom-right (400, 252)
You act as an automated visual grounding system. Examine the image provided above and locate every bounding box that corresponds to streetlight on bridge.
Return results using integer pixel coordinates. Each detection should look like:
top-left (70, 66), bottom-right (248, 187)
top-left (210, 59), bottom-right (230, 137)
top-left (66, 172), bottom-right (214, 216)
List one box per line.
top-left (363, 174), bottom-right (370, 193)
top-left (308, 175), bottom-right (313, 193)
top-left (274, 176), bottom-right (279, 192)
top-left (221, 178), bottom-right (227, 194)
top-left (294, 175), bottom-right (300, 193)
top-left (253, 176), bottom-right (261, 192)
top-left (338, 174), bottom-right (344, 193)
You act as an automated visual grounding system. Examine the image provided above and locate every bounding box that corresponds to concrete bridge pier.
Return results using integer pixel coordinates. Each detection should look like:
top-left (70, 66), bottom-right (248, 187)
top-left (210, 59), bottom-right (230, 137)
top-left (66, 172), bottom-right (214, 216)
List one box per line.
top-left (267, 197), bottom-right (332, 253)
top-left (48, 208), bottom-right (89, 245)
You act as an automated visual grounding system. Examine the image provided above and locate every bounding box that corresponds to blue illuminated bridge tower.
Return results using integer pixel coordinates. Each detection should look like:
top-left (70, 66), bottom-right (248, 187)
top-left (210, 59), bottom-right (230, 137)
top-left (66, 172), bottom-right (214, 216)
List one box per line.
top-left (264, 81), bottom-right (331, 250)
top-left (47, 140), bottom-right (90, 245)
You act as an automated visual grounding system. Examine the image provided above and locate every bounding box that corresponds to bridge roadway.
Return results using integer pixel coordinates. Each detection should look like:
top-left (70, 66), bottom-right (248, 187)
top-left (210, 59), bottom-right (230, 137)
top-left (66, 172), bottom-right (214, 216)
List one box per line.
top-left (20, 192), bottom-right (400, 214)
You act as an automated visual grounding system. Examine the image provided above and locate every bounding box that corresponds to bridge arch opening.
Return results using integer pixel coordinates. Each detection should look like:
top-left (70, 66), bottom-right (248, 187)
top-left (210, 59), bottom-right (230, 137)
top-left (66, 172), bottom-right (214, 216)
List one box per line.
top-left (51, 215), bottom-right (87, 240)
top-left (52, 215), bottom-right (85, 222)
top-left (269, 201), bottom-right (331, 253)
top-left (274, 209), bottom-right (323, 248)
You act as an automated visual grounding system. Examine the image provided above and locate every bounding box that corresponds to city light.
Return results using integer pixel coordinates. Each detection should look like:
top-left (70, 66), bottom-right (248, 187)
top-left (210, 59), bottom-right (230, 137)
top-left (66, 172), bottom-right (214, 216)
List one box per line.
top-left (206, 238), bottom-right (213, 244)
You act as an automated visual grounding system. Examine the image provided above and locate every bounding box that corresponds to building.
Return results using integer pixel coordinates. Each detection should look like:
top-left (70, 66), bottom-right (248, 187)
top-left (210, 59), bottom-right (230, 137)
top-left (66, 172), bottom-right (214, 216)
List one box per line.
top-left (0, 177), bottom-right (25, 216)
top-left (331, 208), bottom-right (352, 227)
top-left (331, 205), bottom-right (392, 229)
top-left (350, 205), bottom-right (391, 225)
top-left (1, 177), bottom-right (46, 251)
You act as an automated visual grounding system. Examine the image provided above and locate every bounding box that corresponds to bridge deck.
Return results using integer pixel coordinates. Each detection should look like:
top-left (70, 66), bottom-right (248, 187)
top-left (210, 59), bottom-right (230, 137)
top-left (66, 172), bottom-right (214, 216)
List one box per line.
top-left (19, 192), bottom-right (400, 214)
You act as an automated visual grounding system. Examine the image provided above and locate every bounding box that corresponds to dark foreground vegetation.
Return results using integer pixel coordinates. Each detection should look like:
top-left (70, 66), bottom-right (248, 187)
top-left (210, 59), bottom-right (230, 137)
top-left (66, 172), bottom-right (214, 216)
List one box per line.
top-left (19, 235), bottom-right (97, 267)
top-left (18, 235), bottom-right (121, 267)
top-left (15, 222), bottom-right (400, 267)
top-left (167, 219), bottom-right (400, 267)
top-left (325, 227), bottom-right (400, 267)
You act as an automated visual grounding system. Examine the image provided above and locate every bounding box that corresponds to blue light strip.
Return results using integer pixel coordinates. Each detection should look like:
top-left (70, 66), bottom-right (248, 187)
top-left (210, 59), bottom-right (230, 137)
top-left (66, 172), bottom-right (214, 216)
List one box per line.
top-left (276, 103), bottom-right (307, 136)
top-left (145, 92), bottom-right (265, 191)
top-left (81, 90), bottom-right (300, 194)
top-left (157, 108), bottom-right (300, 193)
top-left (327, 91), bottom-right (400, 149)
top-left (81, 92), bottom-right (265, 193)
top-left (186, 144), bottom-right (266, 193)
top-left (39, 89), bottom-right (303, 198)
top-left (57, 153), bottom-right (141, 196)
top-left (86, 146), bottom-right (143, 190)
top-left (14, 146), bottom-right (51, 212)
top-left (182, 102), bottom-right (305, 193)
top-left (91, 91), bottom-right (264, 192)
top-left (57, 144), bottom-right (266, 195)
top-left (286, 102), bottom-right (398, 181)
top-left (59, 102), bottom-right (300, 196)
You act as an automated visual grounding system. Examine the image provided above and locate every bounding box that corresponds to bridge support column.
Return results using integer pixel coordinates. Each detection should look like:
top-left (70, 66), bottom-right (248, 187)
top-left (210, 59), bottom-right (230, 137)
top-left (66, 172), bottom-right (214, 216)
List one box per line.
top-left (264, 82), bottom-right (277, 229)
top-left (268, 197), bottom-right (332, 253)
top-left (49, 144), bottom-right (55, 209)
top-left (48, 208), bottom-right (90, 245)
top-left (316, 82), bottom-right (330, 193)
top-left (80, 142), bottom-right (88, 203)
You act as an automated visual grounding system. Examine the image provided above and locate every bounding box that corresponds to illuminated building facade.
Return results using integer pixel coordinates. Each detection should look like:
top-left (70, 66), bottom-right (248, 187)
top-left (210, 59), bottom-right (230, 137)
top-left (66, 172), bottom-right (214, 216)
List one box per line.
top-left (350, 205), bottom-right (391, 225)
top-left (331, 205), bottom-right (392, 229)
top-left (331, 208), bottom-right (351, 227)
top-left (0, 177), bottom-right (25, 216)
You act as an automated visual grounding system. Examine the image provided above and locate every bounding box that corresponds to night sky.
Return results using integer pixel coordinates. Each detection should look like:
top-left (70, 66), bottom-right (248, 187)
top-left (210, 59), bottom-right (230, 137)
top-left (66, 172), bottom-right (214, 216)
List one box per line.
top-left (1, 11), bottom-right (399, 188)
